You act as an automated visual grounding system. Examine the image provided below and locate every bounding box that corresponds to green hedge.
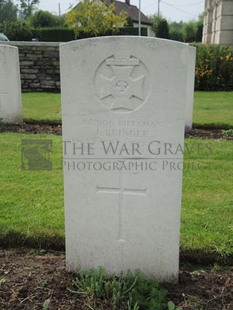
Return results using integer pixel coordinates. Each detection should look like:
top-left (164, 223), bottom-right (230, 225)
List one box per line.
top-left (118, 27), bottom-right (147, 36)
top-left (31, 26), bottom-right (147, 41)
top-left (32, 27), bottom-right (75, 42)
top-left (195, 44), bottom-right (233, 91)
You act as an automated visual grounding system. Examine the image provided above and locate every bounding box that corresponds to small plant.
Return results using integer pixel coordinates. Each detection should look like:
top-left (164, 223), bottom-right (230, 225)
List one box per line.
top-left (0, 278), bottom-right (6, 287)
top-left (222, 129), bottom-right (233, 136)
top-left (42, 298), bottom-right (50, 310)
top-left (168, 301), bottom-right (183, 310)
top-left (68, 267), bottom-right (181, 309)
top-left (211, 263), bottom-right (223, 272)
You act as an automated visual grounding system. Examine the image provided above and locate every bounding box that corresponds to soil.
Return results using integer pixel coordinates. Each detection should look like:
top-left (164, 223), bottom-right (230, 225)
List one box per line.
top-left (0, 122), bottom-right (233, 140)
top-left (0, 249), bottom-right (232, 310)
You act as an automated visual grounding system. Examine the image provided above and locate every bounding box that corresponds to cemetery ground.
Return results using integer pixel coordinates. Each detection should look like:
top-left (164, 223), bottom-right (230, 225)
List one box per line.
top-left (22, 91), bottom-right (233, 128)
top-left (0, 92), bottom-right (233, 309)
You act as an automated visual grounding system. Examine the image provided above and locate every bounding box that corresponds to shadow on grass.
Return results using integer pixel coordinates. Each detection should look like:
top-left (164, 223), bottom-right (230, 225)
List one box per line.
top-left (1, 232), bottom-right (233, 266)
top-left (0, 231), bottom-right (65, 251)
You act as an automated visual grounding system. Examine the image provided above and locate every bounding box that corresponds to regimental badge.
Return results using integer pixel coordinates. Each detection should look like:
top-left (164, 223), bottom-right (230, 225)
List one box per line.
top-left (94, 55), bottom-right (150, 113)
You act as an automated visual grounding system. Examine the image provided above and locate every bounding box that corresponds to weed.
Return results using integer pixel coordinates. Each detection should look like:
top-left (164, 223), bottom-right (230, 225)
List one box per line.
top-left (69, 267), bottom-right (180, 310)
top-left (168, 301), bottom-right (183, 310)
top-left (0, 278), bottom-right (6, 286)
top-left (42, 298), bottom-right (50, 310)
top-left (222, 129), bottom-right (233, 136)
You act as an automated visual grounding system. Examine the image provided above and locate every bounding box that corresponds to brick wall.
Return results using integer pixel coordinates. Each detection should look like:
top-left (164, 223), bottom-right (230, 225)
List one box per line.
top-left (0, 42), bottom-right (60, 92)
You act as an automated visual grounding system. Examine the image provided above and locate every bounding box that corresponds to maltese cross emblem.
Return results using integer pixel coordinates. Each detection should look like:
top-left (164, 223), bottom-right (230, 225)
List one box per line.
top-left (95, 56), bottom-right (149, 113)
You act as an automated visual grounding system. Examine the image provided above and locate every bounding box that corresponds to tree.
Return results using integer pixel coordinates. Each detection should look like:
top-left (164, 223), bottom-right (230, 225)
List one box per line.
top-left (0, 0), bottom-right (17, 23)
top-left (65, 0), bottom-right (127, 37)
top-left (19, 0), bottom-right (40, 19)
top-left (169, 21), bottom-right (184, 42)
top-left (150, 13), bottom-right (164, 35)
top-left (182, 21), bottom-right (197, 42)
top-left (30, 10), bottom-right (64, 28)
top-left (157, 19), bottom-right (169, 39)
top-left (196, 14), bottom-right (203, 42)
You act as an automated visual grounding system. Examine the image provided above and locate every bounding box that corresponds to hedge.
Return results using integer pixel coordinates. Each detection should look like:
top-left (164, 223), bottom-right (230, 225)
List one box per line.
top-left (31, 27), bottom-right (147, 42)
top-left (195, 44), bottom-right (233, 91)
top-left (32, 28), bottom-right (75, 42)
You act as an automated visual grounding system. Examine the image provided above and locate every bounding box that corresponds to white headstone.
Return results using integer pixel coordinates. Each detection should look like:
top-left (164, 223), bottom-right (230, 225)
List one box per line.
top-left (61, 37), bottom-right (196, 282)
top-left (185, 48), bottom-right (196, 133)
top-left (0, 44), bottom-right (22, 123)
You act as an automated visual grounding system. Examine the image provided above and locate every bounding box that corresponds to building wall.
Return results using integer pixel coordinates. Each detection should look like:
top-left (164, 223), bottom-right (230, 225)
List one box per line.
top-left (0, 42), bottom-right (60, 92)
top-left (133, 23), bottom-right (155, 37)
top-left (203, 0), bottom-right (233, 44)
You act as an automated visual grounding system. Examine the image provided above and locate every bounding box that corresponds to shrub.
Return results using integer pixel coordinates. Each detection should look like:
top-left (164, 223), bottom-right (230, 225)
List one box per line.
top-left (30, 10), bottom-right (63, 28)
top-left (32, 27), bottom-right (75, 42)
top-left (195, 44), bottom-right (233, 91)
top-left (0, 20), bottom-right (33, 41)
top-left (157, 19), bottom-right (169, 39)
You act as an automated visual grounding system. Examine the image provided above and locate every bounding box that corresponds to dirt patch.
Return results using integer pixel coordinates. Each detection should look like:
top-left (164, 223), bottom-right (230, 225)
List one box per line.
top-left (0, 249), bottom-right (232, 310)
top-left (0, 122), bottom-right (233, 140)
top-left (0, 122), bottom-right (62, 136)
top-left (186, 128), bottom-right (233, 140)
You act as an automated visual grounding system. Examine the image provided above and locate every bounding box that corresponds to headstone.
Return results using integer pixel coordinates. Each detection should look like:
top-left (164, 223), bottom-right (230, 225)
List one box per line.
top-left (60, 37), bottom-right (196, 282)
top-left (0, 44), bottom-right (22, 123)
top-left (185, 49), bottom-right (196, 133)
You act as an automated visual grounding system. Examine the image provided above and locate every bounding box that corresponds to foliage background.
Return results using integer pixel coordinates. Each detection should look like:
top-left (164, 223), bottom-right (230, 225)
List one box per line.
top-left (195, 45), bottom-right (233, 91)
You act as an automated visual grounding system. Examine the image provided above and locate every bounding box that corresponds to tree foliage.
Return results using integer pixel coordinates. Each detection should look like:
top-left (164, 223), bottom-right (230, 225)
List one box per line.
top-left (150, 14), bottom-right (163, 35)
top-left (151, 13), bottom-right (203, 43)
top-left (169, 21), bottom-right (184, 41)
top-left (0, 0), bottom-right (17, 23)
top-left (182, 21), bottom-right (197, 42)
top-left (157, 19), bottom-right (169, 39)
top-left (30, 10), bottom-right (64, 28)
top-left (19, 0), bottom-right (40, 18)
top-left (65, 0), bottom-right (127, 37)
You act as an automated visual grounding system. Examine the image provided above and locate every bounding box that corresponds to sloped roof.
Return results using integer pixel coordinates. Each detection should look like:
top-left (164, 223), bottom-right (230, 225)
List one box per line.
top-left (105, 0), bottom-right (152, 25)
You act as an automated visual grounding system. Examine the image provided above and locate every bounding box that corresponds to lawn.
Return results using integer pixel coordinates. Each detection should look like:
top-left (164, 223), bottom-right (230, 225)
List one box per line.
top-left (22, 92), bottom-right (61, 122)
top-left (193, 91), bottom-right (233, 127)
top-left (22, 91), bottom-right (233, 127)
top-left (0, 133), bottom-right (232, 258)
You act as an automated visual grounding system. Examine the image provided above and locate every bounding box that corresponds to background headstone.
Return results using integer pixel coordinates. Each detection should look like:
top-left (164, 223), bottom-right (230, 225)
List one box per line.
top-left (0, 44), bottom-right (22, 123)
top-left (185, 48), bottom-right (196, 133)
top-left (61, 37), bottom-right (196, 282)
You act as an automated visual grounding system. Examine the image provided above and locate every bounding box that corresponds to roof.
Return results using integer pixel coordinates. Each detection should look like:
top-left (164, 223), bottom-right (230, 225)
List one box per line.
top-left (105, 0), bottom-right (152, 25)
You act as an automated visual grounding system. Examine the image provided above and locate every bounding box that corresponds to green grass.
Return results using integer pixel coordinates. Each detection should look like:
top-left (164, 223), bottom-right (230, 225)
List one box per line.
top-left (22, 92), bottom-right (61, 121)
top-left (193, 91), bottom-right (233, 127)
top-left (0, 133), bottom-right (64, 242)
top-left (181, 138), bottom-right (233, 256)
top-left (22, 91), bottom-right (233, 127)
top-left (0, 133), bottom-right (232, 258)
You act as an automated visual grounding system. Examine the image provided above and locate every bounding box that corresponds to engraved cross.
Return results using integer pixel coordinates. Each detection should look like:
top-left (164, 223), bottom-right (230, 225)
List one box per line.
top-left (97, 173), bottom-right (147, 242)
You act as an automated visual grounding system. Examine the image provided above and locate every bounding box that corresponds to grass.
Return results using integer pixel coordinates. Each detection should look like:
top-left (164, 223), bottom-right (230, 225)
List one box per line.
top-left (0, 133), bottom-right (64, 245)
top-left (22, 91), bottom-right (233, 127)
top-left (193, 91), bottom-right (233, 127)
top-left (0, 133), bottom-right (232, 259)
top-left (22, 92), bottom-right (61, 122)
top-left (181, 138), bottom-right (233, 257)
